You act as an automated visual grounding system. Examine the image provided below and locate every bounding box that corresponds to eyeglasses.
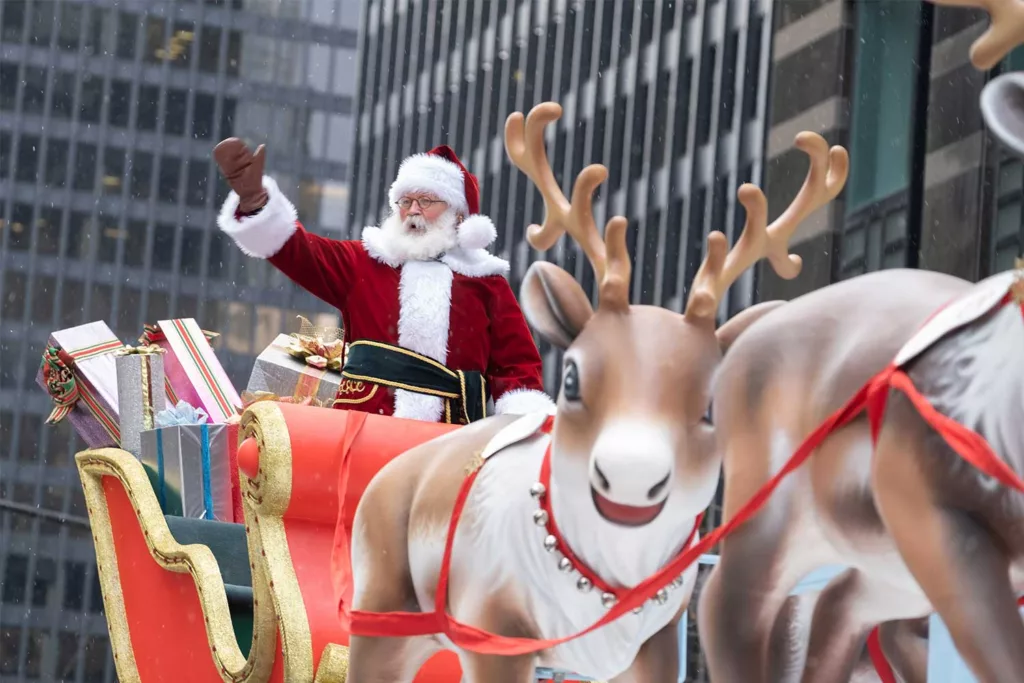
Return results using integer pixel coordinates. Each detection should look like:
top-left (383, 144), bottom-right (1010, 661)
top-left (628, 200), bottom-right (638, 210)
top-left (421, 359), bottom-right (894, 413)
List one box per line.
top-left (397, 197), bottom-right (447, 210)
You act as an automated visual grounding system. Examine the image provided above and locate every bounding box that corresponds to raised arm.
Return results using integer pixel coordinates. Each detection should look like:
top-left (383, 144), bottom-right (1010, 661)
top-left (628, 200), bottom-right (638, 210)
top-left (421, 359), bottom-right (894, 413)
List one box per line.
top-left (214, 139), bottom-right (358, 310)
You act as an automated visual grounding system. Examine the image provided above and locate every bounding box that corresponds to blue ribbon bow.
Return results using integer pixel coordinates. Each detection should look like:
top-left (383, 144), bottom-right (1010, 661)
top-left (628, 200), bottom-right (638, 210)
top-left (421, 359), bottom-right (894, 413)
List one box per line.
top-left (155, 400), bottom-right (210, 428)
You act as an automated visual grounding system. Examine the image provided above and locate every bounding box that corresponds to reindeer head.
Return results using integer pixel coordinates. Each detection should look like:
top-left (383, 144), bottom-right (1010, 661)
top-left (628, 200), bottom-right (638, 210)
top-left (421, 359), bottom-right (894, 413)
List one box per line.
top-left (507, 103), bottom-right (847, 553)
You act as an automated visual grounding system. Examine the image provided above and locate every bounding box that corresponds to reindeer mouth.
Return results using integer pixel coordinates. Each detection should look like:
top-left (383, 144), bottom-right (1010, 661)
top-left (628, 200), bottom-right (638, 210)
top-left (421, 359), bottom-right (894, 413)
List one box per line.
top-left (591, 488), bottom-right (666, 527)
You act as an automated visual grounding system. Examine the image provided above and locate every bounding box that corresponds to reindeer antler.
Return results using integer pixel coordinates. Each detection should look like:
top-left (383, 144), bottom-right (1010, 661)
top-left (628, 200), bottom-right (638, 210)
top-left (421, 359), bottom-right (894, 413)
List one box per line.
top-left (929, 0), bottom-right (1024, 70)
top-left (505, 102), bottom-right (631, 310)
top-left (684, 132), bottom-right (849, 323)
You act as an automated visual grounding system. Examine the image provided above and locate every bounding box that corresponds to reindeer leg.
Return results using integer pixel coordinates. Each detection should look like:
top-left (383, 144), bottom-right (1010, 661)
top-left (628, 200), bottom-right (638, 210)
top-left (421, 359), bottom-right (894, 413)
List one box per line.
top-left (877, 618), bottom-right (930, 683)
top-left (458, 653), bottom-right (535, 683)
top-left (874, 396), bottom-right (1024, 683)
top-left (609, 618), bottom-right (681, 683)
top-left (698, 505), bottom-right (825, 683)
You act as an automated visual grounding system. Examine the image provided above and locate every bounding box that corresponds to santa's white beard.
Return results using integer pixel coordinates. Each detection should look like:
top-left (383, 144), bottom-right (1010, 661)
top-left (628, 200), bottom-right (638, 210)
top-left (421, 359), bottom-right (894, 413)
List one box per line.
top-left (379, 208), bottom-right (459, 262)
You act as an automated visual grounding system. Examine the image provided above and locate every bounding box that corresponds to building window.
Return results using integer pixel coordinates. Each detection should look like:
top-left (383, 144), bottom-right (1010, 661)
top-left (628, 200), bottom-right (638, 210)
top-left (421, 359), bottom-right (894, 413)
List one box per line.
top-left (993, 158), bottom-right (1023, 273)
top-left (1, 1), bottom-right (26, 43)
top-left (846, 0), bottom-right (922, 213)
top-left (839, 192), bottom-right (910, 279)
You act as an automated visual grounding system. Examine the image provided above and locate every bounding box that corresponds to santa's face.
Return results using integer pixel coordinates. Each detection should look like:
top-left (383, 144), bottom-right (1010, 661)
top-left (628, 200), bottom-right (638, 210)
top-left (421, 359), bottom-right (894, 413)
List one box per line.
top-left (380, 201), bottom-right (459, 262)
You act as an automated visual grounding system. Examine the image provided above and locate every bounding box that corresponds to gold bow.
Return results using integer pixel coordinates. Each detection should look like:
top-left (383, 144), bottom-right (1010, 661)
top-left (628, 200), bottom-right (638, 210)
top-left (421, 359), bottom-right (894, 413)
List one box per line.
top-left (114, 344), bottom-right (166, 357)
top-left (240, 390), bottom-right (327, 409)
top-left (286, 315), bottom-right (345, 372)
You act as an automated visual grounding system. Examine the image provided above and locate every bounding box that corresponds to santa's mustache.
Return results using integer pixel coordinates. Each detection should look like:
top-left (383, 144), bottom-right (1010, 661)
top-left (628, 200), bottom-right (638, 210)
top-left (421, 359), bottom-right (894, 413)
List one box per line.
top-left (403, 214), bottom-right (430, 232)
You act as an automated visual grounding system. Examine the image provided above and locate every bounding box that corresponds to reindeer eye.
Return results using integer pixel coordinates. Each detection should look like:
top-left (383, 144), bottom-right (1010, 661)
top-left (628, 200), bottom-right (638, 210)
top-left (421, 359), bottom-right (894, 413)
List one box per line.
top-left (562, 360), bottom-right (581, 401)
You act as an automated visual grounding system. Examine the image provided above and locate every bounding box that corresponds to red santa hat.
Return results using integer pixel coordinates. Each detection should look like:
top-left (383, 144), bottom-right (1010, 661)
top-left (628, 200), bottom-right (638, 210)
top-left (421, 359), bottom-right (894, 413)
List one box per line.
top-left (387, 145), bottom-right (498, 251)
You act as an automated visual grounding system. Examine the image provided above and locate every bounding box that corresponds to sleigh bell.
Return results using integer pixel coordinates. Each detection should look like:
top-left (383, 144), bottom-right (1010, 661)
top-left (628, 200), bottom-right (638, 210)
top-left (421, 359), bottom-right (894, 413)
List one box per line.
top-left (532, 509), bottom-right (549, 526)
top-left (529, 482), bottom-right (546, 499)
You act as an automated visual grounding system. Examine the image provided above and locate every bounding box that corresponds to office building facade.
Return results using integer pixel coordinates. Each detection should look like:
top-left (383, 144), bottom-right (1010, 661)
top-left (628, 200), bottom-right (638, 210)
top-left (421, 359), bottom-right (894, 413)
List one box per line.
top-left (349, 0), bottom-right (776, 375)
top-left (0, 0), bottom-right (359, 680)
top-left (349, 0), bottom-right (776, 678)
top-left (760, 0), bottom-right (1023, 301)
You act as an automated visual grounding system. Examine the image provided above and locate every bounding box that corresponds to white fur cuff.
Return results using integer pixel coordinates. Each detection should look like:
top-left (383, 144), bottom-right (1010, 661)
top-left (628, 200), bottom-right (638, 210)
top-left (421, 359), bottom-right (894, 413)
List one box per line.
top-left (217, 176), bottom-right (298, 259)
top-left (495, 388), bottom-right (556, 415)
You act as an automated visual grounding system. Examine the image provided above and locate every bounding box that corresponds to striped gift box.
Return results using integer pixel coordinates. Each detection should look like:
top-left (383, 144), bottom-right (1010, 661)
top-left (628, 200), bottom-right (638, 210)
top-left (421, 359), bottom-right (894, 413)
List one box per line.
top-left (36, 321), bottom-right (125, 449)
top-left (139, 319), bottom-right (241, 424)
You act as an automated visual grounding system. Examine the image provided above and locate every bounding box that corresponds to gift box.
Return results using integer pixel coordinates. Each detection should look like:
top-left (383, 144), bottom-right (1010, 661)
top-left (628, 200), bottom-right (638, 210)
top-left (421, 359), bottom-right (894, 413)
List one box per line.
top-left (115, 345), bottom-right (167, 458)
top-left (37, 321), bottom-right (125, 449)
top-left (138, 319), bottom-right (241, 423)
top-left (139, 402), bottom-right (239, 521)
top-left (246, 317), bottom-right (346, 407)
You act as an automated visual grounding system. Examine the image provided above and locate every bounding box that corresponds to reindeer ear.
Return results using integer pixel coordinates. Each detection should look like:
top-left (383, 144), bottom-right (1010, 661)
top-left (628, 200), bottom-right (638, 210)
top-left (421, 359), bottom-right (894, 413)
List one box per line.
top-left (521, 261), bottom-right (594, 349)
top-left (981, 72), bottom-right (1024, 159)
top-left (715, 300), bottom-right (786, 353)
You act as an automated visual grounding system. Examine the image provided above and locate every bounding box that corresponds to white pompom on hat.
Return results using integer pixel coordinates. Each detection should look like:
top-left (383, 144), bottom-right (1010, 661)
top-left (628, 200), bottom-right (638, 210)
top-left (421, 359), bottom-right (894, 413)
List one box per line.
top-left (388, 145), bottom-right (497, 251)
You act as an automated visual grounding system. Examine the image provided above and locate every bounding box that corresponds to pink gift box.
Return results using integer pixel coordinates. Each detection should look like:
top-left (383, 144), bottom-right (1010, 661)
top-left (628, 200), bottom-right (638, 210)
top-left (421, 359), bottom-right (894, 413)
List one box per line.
top-left (36, 321), bottom-right (125, 449)
top-left (138, 319), bottom-right (241, 423)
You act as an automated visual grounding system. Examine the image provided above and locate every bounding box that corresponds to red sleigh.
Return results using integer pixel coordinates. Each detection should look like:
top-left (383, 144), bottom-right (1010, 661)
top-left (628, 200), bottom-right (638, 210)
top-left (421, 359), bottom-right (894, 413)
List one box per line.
top-left (75, 401), bottom-right (469, 683)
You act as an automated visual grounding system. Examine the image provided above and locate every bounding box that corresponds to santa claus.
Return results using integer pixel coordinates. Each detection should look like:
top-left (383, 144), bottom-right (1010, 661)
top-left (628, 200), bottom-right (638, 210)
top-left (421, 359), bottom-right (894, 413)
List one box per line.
top-left (213, 139), bottom-right (555, 424)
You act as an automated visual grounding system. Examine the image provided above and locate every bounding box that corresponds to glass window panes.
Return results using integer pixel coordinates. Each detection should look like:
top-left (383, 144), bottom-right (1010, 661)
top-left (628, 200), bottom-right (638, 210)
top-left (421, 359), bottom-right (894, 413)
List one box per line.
top-left (193, 93), bottom-right (215, 139)
top-left (66, 212), bottom-right (94, 260)
top-left (124, 220), bottom-right (149, 267)
top-left (199, 25), bottom-right (222, 73)
top-left (1, 2), bottom-right (26, 43)
top-left (159, 156), bottom-right (181, 202)
top-left (23, 66), bottom-right (47, 114)
top-left (0, 131), bottom-right (8, 179)
top-left (138, 85), bottom-right (160, 131)
top-left (51, 71), bottom-right (74, 119)
top-left (152, 224), bottom-right (177, 271)
top-left (144, 16), bottom-right (167, 64)
top-left (79, 75), bottom-right (104, 123)
top-left (0, 63), bottom-right (17, 110)
top-left (131, 151), bottom-right (154, 199)
top-left (326, 114), bottom-right (352, 164)
top-left (9, 203), bottom-right (32, 250)
top-left (847, 1), bottom-right (920, 212)
top-left (57, 2), bottom-right (83, 51)
top-left (37, 208), bottom-right (62, 255)
top-left (15, 135), bottom-right (39, 183)
top-left (109, 80), bottom-right (132, 128)
top-left (309, 43), bottom-right (331, 92)
top-left (165, 89), bottom-right (188, 136)
top-left (181, 227), bottom-right (205, 275)
top-left (333, 48), bottom-right (358, 94)
top-left (45, 140), bottom-right (69, 187)
top-left (116, 12), bottom-right (138, 59)
top-left (73, 143), bottom-right (97, 191)
top-left (102, 148), bottom-right (125, 195)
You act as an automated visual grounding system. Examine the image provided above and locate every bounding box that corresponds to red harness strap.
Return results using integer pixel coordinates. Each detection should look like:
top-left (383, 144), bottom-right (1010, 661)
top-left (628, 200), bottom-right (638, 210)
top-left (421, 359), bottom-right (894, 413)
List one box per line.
top-left (351, 296), bottom-right (1024, 661)
top-left (350, 417), bottom-right (704, 655)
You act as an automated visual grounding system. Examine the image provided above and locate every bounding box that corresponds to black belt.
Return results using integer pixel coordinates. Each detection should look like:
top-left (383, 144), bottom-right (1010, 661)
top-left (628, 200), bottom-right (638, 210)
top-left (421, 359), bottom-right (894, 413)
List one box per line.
top-left (341, 340), bottom-right (487, 424)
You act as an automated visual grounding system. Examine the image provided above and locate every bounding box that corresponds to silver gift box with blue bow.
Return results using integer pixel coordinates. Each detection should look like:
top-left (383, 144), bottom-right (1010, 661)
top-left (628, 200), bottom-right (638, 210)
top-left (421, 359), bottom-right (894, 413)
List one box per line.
top-left (138, 401), bottom-right (234, 521)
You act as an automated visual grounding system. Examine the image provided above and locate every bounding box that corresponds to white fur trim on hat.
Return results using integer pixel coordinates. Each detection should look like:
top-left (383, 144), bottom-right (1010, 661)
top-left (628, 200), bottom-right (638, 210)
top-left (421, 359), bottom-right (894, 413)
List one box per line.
top-left (457, 214), bottom-right (497, 251)
top-left (388, 153), bottom-right (469, 214)
top-left (495, 388), bottom-right (556, 415)
top-left (217, 176), bottom-right (298, 259)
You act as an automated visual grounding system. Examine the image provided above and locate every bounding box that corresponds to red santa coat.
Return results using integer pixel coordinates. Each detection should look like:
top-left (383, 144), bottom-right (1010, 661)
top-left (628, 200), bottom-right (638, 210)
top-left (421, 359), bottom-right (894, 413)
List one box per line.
top-left (218, 176), bottom-right (555, 422)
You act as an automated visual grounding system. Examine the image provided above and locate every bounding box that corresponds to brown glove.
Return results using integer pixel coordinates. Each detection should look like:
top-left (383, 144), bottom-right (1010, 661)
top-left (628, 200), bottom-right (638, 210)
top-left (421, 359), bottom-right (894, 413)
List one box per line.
top-left (213, 138), bottom-right (268, 215)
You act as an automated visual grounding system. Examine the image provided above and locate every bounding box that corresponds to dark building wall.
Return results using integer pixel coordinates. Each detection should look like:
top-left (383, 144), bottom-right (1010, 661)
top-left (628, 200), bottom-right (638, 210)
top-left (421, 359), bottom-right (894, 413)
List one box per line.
top-left (759, 0), bottom-right (1022, 306)
top-left (0, 1), bottom-right (361, 680)
top-left (348, 0), bottom-right (777, 389)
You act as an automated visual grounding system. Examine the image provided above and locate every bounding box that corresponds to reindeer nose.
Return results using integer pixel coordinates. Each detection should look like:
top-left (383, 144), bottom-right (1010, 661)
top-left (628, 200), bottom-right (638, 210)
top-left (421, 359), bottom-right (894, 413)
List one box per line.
top-left (589, 420), bottom-right (675, 507)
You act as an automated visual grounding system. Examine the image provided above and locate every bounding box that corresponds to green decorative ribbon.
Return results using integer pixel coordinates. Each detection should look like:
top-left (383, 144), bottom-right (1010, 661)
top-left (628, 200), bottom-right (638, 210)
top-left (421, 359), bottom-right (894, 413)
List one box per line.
top-left (40, 347), bottom-right (79, 424)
